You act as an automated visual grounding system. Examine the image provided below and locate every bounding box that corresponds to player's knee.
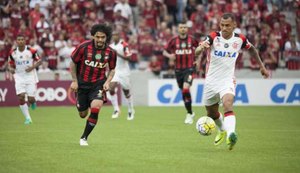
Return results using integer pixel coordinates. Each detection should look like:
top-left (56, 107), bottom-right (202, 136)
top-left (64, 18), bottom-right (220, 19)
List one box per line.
top-left (123, 89), bottom-right (130, 98)
top-left (79, 112), bottom-right (88, 118)
top-left (28, 97), bottom-right (36, 104)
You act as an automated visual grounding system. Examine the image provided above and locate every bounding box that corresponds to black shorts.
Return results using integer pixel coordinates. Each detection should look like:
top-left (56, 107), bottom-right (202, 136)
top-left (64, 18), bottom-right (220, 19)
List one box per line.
top-left (175, 68), bottom-right (195, 89)
top-left (76, 83), bottom-right (107, 112)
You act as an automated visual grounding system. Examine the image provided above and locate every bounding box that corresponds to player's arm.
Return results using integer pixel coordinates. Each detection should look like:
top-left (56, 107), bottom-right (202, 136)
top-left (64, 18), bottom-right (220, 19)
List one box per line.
top-left (248, 45), bottom-right (269, 78)
top-left (117, 44), bottom-right (132, 60)
top-left (25, 59), bottom-right (42, 72)
top-left (104, 69), bottom-right (115, 91)
top-left (162, 50), bottom-right (175, 60)
top-left (70, 61), bottom-right (78, 92)
top-left (195, 41), bottom-right (210, 56)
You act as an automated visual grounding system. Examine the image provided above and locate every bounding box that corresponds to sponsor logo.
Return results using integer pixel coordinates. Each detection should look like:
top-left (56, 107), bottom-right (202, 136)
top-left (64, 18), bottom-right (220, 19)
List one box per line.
top-left (36, 87), bottom-right (67, 102)
top-left (175, 49), bottom-right (192, 55)
top-left (85, 60), bottom-right (107, 68)
top-left (214, 50), bottom-right (237, 58)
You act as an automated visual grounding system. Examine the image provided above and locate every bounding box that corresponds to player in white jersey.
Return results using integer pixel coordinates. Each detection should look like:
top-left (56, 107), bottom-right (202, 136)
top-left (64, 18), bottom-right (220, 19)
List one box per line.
top-left (109, 31), bottom-right (135, 120)
top-left (195, 13), bottom-right (269, 150)
top-left (8, 34), bottom-right (42, 125)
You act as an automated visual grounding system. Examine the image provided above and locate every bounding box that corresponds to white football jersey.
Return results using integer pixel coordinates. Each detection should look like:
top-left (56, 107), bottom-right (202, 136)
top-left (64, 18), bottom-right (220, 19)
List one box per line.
top-left (203, 31), bottom-right (251, 89)
top-left (9, 46), bottom-right (40, 83)
top-left (109, 40), bottom-right (132, 76)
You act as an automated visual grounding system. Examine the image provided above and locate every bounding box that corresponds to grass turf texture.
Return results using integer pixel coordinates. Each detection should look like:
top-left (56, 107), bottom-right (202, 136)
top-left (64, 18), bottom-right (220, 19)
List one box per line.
top-left (0, 106), bottom-right (300, 173)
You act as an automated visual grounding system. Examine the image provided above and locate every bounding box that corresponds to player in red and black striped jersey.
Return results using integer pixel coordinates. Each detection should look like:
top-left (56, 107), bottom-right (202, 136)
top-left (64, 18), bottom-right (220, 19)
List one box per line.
top-left (70, 23), bottom-right (117, 146)
top-left (163, 21), bottom-right (199, 125)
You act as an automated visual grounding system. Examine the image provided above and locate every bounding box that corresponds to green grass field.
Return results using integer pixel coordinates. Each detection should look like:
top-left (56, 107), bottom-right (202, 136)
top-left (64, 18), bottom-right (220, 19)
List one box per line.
top-left (1, 106), bottom-right (300, 173)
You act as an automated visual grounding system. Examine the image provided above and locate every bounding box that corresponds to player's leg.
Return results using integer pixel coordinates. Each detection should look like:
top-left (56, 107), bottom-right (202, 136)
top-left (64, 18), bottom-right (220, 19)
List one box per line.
top-left (205, 103), bottom-right (226, 146)
top-left (27, 83), bottom-right (37, 110)
top-left (16, 82), bottom-right (32, 124)
top-left (18, 93), bottom-right (32, 124)
top-left (203, 87), bottom-right (226, 145)
top-left (222, 93), bottom-right (237, 150)
top-left (182, 71), bottom-right (194, 124)
top-left (80, 99), bottom-right (103, 146)
top-left (120, 76), bottom-right (134, 120)
top-left (109, 82), bottom-right (120, 119)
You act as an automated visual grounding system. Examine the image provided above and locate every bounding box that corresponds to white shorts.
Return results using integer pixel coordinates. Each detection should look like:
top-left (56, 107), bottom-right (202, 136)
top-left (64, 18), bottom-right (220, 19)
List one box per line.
top-left (111, 73), bottom-right (131, 90)
top-left (15, 81), bottom-right (37, 97)
top-left (203, 82), bottom-right (235, 106)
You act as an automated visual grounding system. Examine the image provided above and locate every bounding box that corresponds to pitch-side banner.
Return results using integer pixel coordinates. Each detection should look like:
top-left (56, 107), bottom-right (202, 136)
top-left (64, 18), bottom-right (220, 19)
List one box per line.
top-left (148, 79), bottom-right (300, 106)
top-left (0, 81), bottom-right (76, 106)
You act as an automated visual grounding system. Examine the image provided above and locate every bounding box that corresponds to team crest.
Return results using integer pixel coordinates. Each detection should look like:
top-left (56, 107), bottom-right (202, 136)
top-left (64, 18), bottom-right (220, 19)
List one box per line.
top-left (232, 42), bottom-right (238, 49)
top-left (181, 42), bottom-right (186, 48)
top-left (224, 43), bottom-right (229, 48)
top-left (95, 54), bottom-right (102, 60)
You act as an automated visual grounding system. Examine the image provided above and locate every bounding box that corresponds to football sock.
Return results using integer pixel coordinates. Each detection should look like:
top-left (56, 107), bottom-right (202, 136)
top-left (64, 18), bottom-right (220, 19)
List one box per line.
top-left (126, 95), bottom-right (134, 113)
top-left (81, 108), bottom-right (99, 139)
top-left (213, 112), bottom-right (225, 131)
top-left (110, 93), bottom-right (119, 112)
top-left (224, 111), bottom-right (236, 138)
top-left (182, 88), bottom-right (192, 114)
top-left (19, 102), bottom-right (31, 120)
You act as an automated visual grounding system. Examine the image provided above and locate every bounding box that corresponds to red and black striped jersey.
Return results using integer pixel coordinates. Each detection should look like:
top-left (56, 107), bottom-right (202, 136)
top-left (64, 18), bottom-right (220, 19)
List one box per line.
top-left (71, 40), bottom-right (117, 86)
top-left (164, 35), bottom-right (199, 70)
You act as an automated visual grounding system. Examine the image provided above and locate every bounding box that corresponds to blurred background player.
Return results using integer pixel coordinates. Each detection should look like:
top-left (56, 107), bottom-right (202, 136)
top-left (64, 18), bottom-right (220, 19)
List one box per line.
top-left (163, 21), bottom-right (199, 124)
top-left (8, 34), bottom-right (42, 125)
top-left (195, 13), bottom-right (269, 150)
top-left (70, 24), bottom-right (116, 146)
top-left (109, 30), bottom-right (135, 120)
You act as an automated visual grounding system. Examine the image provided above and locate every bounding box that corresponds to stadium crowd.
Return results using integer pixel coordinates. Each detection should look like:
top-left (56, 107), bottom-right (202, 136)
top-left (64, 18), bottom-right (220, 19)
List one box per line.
top-left (0, 0), bottom-right (300, 78)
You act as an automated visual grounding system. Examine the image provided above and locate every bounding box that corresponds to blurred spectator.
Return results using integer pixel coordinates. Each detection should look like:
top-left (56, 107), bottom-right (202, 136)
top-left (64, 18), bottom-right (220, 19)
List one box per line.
top-left (35, 14), bottom-right (50, 38)
top-left (284, 34), bottom-right (300, 70)
top-left (29, 0), bottom-right (52, 19)
top-left (149, 55), bottom-right (162, 76)
top-left (38, 60), bottom-right (51, 73)
top-left (0, 41), bottom-right (8, 72)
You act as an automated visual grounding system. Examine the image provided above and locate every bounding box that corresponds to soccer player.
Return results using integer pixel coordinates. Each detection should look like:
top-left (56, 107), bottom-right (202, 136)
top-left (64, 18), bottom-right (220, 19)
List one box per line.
top-left (70, 24), bottom-right (117, 146)
top-left (8, 34), bottom-right (42, 125)
top-left (195, 13), bottom-right (269, 150)
top-left (109, 31), bottom-right (135, 120)
top-left (163, 21), bottom-right (199, 124)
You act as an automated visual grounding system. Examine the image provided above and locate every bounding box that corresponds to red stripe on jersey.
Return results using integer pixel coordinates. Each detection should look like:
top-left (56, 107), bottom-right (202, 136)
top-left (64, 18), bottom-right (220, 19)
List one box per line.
top-left (175, 37), bottom-right (181, 69)
top-left (224, 111), bottom-right (235, 117)
top-left (238, 34), bottom-right (251, 49)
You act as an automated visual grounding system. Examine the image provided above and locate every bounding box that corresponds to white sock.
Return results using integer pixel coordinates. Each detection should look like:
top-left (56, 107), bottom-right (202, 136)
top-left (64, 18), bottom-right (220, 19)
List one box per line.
top-left (214, 113), bottom-right (225, 131)
top-left (224, 115), bottom-right (236, 138)
top-left (110, 94), bottom-right (119, 112)
top-left (20, 104), bottom-right (31, 120)
top-left (127, 95), bottom-right (134, 113)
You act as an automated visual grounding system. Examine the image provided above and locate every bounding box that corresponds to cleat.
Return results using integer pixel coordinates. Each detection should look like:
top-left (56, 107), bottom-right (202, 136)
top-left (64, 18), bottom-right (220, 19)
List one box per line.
top-left (79, 138), bottom-right (88, 146)
top-left (112, 110), bottom-right (120, 119)
top-left (127, 110), bottom-right (135, 120)
top-left (24, 118), bottom-right (32, 125)
top-left (227, 132), bottom-right (238, 150)
top-left (184, 112), bottom-right (195, 124)
top-left (31, 102), bottom-right (37, 110)
top-left (214, 131), bottom-right (226, 146)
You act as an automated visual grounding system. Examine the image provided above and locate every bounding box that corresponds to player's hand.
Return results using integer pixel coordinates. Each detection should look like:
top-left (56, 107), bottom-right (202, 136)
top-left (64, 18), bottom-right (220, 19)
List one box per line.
top-left (70, 81), bottom-right (78, 92)
top-left (199, 41), bottom-right (210, 49)
top-left (260, 67), bottom-right (269, 79)
top-left (9, 68), bottom-right (15, 74)
top-left (169, 54), bottom-right (176, 60)
top-left (103, 82), bottom-right (110, 91)
top-left (25, 66), bottom-right (34, 72)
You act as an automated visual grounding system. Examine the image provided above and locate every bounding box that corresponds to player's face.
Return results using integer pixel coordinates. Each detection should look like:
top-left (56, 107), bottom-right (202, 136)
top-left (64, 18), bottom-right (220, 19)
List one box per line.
top-left (112, 33), bottom-right (119, 42)
top-left (178, 24), bottom-right (188, 36)
top-left (93, 31), bottom-right (107, 49)
top-left (16, 37), bottom-right (25, 47)
top-left (220, 17), bottom-right (236, 39)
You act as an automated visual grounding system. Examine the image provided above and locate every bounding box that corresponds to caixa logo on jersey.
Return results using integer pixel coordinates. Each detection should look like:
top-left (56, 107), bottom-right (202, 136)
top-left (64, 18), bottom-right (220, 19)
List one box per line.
top-left (36, 87), bottom-right (67, 102)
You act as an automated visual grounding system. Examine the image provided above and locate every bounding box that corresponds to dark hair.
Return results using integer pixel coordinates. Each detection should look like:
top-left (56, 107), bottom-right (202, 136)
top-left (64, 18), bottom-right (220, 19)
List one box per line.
top-left (90, 23), bottom-right (113, 43)
top-left (222, 13), bottom-right (236, 21)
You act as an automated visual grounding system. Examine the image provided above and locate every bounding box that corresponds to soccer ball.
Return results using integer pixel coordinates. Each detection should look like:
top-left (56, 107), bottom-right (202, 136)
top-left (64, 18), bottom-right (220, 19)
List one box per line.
top-left (196, 116), bottom-right (216, 136)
